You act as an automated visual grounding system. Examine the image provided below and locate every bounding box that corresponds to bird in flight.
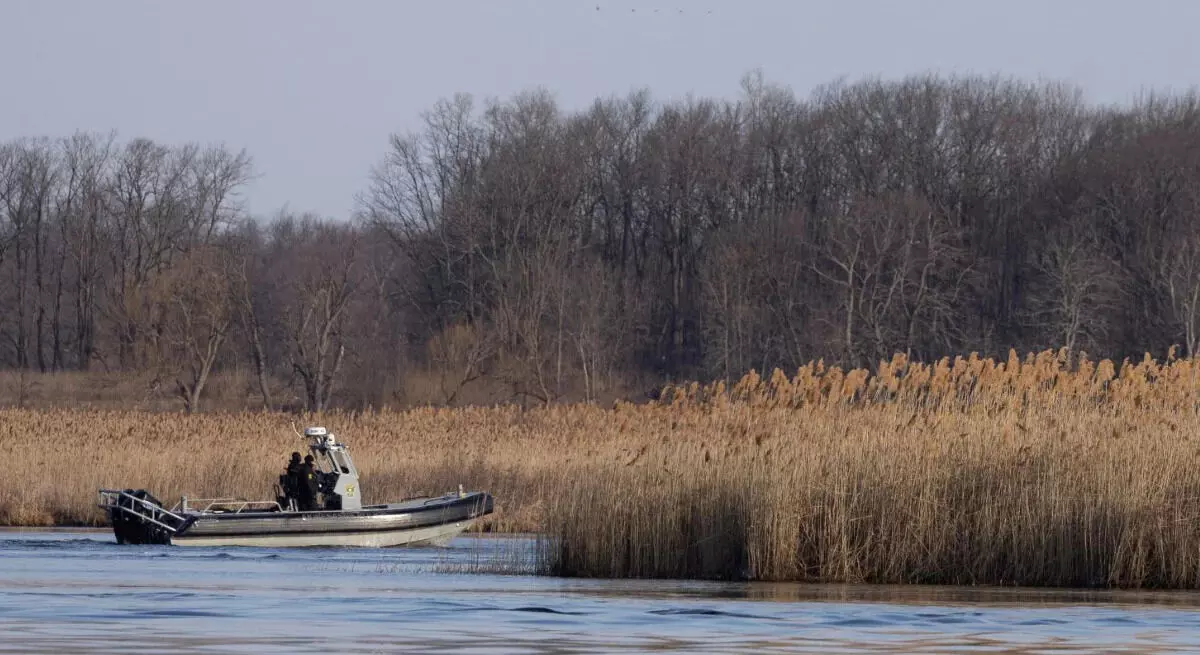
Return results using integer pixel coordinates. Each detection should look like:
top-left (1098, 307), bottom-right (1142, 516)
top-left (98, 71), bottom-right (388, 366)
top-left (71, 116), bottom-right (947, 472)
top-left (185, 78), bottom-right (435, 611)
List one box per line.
top-left (593, 5), bottom-right (713, 15)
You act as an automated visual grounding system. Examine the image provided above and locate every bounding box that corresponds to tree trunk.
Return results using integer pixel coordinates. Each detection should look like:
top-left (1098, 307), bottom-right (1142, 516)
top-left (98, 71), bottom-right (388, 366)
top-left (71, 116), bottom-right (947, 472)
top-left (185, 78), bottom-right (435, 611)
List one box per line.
top-left (51, 257), bottom-right (64, 371)
top-left (248, 317), bottom-right (273, 411)
top-left (34, 203), bottom-right (47, 373)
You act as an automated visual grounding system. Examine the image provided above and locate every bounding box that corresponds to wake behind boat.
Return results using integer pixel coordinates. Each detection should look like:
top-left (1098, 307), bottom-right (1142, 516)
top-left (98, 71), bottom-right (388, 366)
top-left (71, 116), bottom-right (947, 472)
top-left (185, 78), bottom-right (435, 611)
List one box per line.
top-left (97, 426), bottom-right (494, 548)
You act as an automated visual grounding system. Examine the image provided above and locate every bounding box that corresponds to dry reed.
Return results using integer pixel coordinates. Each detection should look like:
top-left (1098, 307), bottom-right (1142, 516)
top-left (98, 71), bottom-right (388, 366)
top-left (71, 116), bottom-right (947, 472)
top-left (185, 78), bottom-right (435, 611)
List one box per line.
top-left (547, 348), bottom-right (1200, 588)
top-left (5, 349), bottom-right (1200, 588)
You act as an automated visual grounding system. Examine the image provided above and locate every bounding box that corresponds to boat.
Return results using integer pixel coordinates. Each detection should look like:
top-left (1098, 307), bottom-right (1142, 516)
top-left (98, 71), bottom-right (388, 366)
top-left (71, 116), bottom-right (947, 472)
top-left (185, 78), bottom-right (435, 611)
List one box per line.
top-left (97, 426), bottom-right (495, 548)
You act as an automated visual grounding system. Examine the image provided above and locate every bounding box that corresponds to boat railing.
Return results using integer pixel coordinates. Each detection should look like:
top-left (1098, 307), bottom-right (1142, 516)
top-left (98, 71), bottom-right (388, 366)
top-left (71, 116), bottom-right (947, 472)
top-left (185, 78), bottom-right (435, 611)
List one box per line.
top-left (97, 489), bottom-right (187, 534)
top-left (172, 497), bottom-right (284, 514)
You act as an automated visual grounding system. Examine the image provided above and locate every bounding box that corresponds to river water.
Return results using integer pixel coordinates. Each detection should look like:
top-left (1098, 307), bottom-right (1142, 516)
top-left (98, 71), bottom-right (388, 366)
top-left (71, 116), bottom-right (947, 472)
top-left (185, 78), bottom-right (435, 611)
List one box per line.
top-left (3, 530), bottom-right (1200, 653)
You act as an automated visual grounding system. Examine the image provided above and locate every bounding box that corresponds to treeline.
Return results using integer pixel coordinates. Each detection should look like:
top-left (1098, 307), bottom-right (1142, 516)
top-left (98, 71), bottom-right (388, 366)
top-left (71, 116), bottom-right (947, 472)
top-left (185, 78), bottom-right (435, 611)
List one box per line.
top-left (4, 72), bottom-right (1200, 410)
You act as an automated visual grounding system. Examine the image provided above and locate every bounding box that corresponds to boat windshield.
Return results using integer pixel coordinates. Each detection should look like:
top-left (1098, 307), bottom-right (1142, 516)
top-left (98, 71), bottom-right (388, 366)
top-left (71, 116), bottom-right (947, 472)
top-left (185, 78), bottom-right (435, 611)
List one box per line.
top-left (328, 449), bottom-right (354, 475)
top-left (313, 448), bottom-right (353, 475)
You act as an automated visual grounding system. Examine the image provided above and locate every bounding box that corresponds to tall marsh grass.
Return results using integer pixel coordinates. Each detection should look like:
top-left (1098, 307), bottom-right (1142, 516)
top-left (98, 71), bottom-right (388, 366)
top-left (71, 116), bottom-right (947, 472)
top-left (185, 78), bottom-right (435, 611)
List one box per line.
top-left (548, 349), bottom-right (1200, 588)
top-left (5, 349), bottom-right (1200, 587)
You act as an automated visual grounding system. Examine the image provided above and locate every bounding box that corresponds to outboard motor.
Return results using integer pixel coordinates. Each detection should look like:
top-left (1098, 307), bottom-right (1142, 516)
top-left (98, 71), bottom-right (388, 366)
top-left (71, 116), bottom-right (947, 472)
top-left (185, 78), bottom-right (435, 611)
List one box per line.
top-left (110, 489), bottom-right (174, 545)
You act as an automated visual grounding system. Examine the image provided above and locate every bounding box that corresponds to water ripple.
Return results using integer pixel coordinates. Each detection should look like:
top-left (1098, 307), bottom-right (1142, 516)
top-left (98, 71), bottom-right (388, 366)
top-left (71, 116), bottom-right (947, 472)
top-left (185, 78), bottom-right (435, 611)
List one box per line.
top-left (509, 606), bottom-right (590, 615)
top-left (649, 607), bottom-right (776, 619)
top-left (2, 530), bottom-right (1200, 653)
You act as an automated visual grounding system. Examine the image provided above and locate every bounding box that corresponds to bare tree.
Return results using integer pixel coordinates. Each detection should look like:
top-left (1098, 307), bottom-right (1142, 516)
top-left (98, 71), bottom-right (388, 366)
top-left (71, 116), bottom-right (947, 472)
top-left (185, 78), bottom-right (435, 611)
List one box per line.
top-left (700, 222), bottom-right (776, 380)
top-left (810, 197), bottom-right (883, 367)
top-left (424, 321), bottom-right (492, 404)
top-left (55, 132), bottom-right (115, 370)
top-left (103, 139), bottom-right (251, 370)
top-left (1157, 227), bottom-right (1200, 358)
top-left (285, 224), bottom-right (360, 412)
top-left (164, 246), bottom-right (235, 412)
top-left (12, 75), bottom-right (1200, 410)
top-left (230, 255), bottom-right (273, 410)
top-left (1022, 216), bottom-right (1121, 355)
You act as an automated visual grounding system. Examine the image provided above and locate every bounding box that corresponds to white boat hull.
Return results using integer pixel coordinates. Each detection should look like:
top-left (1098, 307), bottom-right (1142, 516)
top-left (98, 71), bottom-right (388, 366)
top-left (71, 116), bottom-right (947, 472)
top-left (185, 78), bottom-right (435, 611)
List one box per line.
top-left (171, 518), bottom-right (474, 548)
top-left (100, 488), bottom-right (494, 548)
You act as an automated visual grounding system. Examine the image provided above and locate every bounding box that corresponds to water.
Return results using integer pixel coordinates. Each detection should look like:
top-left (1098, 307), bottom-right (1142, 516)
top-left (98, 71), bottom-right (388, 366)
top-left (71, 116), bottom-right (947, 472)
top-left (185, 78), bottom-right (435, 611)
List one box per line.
top-left (3, 530), bottom-right (1200, 653)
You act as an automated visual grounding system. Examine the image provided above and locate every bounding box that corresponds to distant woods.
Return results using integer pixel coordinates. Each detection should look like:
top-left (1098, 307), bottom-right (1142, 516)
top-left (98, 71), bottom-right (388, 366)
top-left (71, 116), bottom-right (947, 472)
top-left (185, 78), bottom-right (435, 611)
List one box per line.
top-left (4, 72), bottom-right (1200, 410)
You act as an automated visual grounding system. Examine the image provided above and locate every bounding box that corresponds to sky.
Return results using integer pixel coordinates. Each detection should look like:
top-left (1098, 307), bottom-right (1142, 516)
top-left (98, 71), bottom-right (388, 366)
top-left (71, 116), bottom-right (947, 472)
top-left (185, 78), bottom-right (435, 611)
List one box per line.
top-left (3, 0), bottom-right (1199, 220)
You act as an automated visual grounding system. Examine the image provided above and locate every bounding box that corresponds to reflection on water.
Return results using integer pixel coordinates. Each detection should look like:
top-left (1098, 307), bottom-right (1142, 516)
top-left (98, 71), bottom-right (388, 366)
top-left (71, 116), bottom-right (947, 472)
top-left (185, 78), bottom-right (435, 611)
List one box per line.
top-left (2, 529), bottom-right (1200, 653)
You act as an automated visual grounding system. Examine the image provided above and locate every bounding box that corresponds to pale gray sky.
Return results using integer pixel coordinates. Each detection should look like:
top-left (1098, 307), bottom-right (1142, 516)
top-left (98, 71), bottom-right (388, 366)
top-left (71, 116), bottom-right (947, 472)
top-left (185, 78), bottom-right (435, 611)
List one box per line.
top-left (3, 0), bottom-right (1198, 220)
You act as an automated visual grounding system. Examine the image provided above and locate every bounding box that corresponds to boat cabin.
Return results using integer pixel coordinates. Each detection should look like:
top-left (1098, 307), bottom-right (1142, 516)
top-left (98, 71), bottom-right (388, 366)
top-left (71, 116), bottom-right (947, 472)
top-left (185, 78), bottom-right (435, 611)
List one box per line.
top-left (278, 426), bottom-right (363, 511)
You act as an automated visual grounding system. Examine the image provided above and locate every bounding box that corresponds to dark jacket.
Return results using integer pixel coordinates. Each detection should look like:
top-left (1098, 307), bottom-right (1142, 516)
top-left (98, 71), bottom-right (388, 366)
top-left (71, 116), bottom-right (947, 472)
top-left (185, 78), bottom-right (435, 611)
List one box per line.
top-left (300, 462), bottom-right (319, 496)
top-left (285, 459), bottom-right (304, 493)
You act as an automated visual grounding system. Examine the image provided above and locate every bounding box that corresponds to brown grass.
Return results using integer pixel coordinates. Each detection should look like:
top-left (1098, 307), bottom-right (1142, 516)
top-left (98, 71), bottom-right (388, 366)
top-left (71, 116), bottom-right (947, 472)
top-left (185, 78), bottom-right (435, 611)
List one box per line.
top-left (546, 348), bottom-right (1200, 588)
top-left (0, 407), bottom-right (593, 532)
top-left (5, 348), bottom-right (1200, 588)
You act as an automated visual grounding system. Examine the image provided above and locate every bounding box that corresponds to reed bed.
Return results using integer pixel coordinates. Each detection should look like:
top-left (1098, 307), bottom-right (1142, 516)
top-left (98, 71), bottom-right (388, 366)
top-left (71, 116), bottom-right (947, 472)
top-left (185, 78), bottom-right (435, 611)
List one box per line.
top-left (0, 407), bottom-right (597, 532)
top-left (548, 348), bottom-right (1200, 588)
top-left (5, 349), bottom-right (1200, 588)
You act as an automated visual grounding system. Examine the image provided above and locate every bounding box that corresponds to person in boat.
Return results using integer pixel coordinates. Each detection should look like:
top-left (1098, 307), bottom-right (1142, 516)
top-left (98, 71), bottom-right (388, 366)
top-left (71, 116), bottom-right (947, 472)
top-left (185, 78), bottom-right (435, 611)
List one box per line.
top-left (284, 452), bottom-right (304, 508)
top-left (298, 454), bottom-right (320, 511)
